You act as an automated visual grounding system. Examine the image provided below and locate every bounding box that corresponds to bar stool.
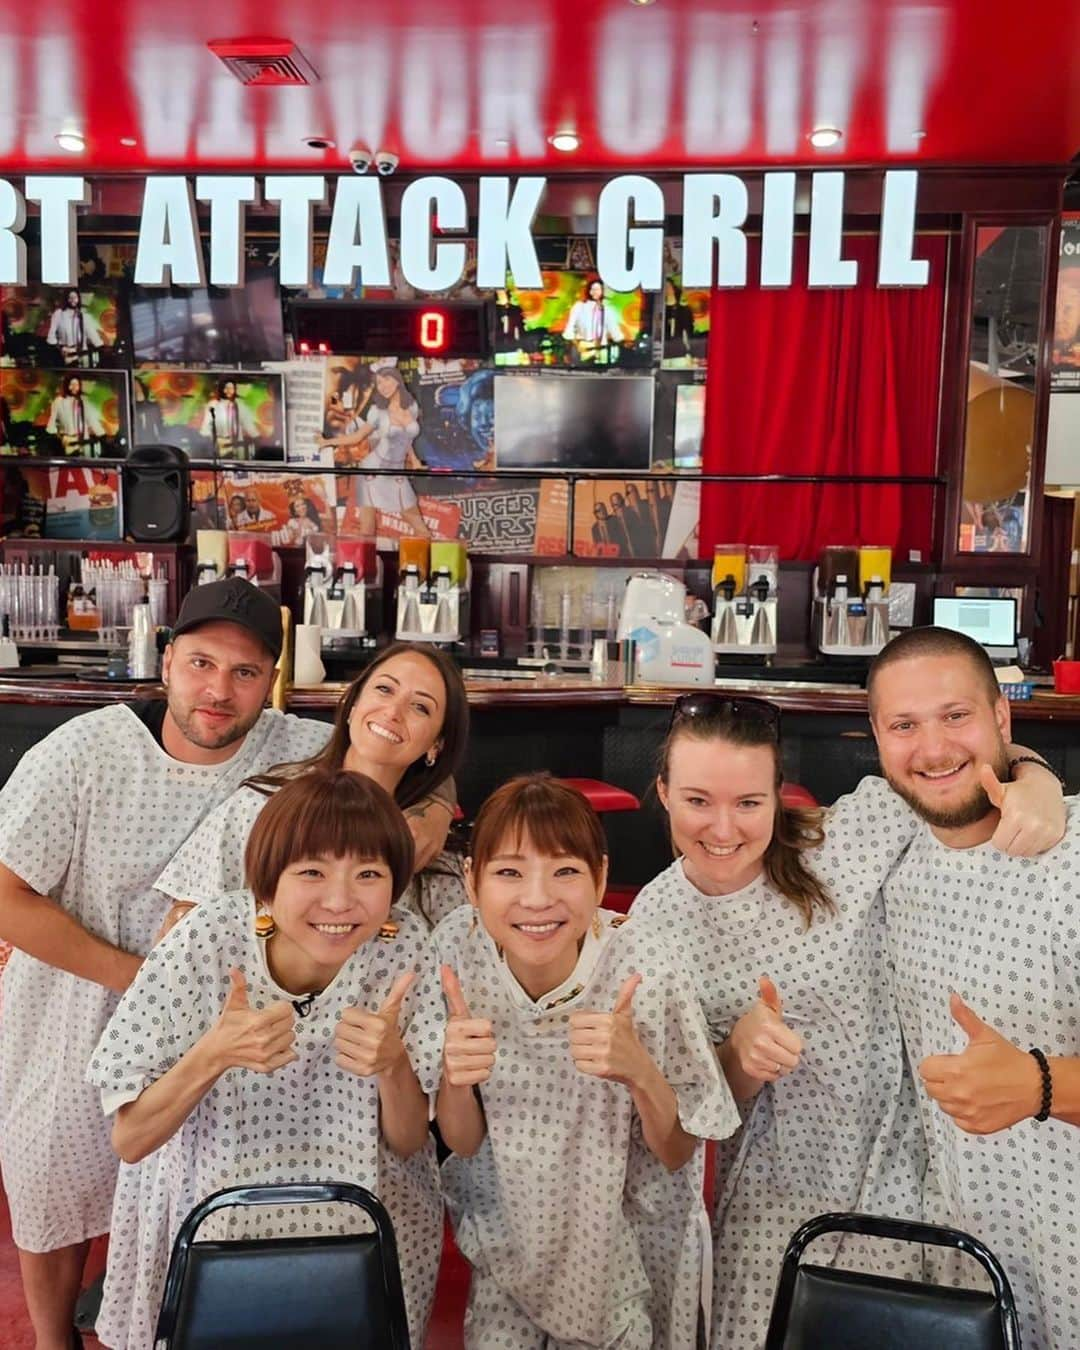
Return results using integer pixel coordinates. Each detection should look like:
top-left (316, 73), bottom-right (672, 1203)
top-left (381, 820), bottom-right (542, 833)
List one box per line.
top-left (559, 777), bottom-right (641, 913)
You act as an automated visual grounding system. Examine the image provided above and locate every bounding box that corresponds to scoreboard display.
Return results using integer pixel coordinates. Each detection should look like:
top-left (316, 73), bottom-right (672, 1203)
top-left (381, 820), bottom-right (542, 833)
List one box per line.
top-left (290, 301), bottom-right (490, 358)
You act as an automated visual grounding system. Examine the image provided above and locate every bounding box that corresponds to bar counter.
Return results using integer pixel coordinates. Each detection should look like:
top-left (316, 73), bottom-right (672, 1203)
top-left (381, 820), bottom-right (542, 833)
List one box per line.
top-left (2, 674), bottom-right (1076, 886)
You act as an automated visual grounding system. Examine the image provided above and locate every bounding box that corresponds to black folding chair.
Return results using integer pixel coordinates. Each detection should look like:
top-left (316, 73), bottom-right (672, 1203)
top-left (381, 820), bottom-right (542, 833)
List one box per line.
top-left (154, 1182), bottom-right (410, 1350)
top-left (765, 1212), bottom-right (1021, 1350)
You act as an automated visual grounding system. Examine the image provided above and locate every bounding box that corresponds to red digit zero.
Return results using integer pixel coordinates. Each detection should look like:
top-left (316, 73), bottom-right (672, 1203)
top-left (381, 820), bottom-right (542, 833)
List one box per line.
top-left (419, 309), bottom-right (447, 351)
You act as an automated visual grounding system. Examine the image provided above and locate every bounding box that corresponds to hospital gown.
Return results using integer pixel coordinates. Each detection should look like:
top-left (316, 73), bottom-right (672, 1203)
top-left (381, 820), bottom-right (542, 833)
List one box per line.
top-left (87, 892), bottom-right (445, 1350)
top-left (631, 776), bottom-right (927, 1349)
top-left (884, 805), bottom-right (1080, 1350)
top-left (0, 705), bottom-right (329, 1252)
top-left (427, 903), bottom-right (740, 1349)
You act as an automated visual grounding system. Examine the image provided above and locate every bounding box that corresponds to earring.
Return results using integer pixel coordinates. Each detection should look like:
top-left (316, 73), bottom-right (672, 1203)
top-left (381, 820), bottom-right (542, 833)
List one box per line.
top-left (254, 907), bottom-right (276, 940)
top-left (591, 911), bottom-right (602, 940)
top-left (425, 749), bottom-right (438, 767)
top-left (378, 919), bottom-right (399, 942)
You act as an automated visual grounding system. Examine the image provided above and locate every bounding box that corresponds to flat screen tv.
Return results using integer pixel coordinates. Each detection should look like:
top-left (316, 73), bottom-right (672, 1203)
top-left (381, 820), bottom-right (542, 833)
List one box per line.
top-left (128, 275), bottom-right (286, 364)
top-left (0, 368), bottom-right (131, 457)
top-left (493, 272), bottom-right (653, 369)
top-left (1, 281), bottom-right (128, 368)
top-left (494, 375), bottom-right (653, 471)
top-left (133, 369), bottom-right (285, 461)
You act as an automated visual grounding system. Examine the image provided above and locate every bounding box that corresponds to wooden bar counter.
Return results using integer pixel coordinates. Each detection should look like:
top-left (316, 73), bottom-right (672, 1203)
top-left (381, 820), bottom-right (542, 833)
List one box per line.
top-left (1, 673), bottom-right (1076, 887)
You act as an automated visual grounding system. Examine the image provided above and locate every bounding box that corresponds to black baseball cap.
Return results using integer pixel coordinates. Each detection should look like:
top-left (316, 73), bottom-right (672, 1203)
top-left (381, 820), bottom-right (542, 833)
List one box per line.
top-left (171, 577), bottom-right (282, 660)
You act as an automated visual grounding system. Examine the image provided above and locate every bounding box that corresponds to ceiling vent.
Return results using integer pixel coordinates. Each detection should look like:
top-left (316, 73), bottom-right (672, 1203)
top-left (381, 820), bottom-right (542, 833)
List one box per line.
top-left (208, 37), bottom-right (319, 86)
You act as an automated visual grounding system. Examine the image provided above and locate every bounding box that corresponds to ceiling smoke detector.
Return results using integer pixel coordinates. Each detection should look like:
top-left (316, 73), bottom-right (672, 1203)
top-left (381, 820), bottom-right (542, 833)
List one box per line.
top-left (208, 37), bottom-right (319, 86)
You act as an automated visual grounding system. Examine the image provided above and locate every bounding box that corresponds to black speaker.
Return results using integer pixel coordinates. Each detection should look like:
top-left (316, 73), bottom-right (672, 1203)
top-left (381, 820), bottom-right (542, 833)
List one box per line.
top-left (123, 445), bottom-right (190, 542)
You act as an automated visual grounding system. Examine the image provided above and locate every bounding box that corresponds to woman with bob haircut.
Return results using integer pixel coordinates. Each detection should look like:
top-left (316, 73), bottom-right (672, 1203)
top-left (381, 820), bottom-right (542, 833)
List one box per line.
top-left (427, 773), bottom-right (739, 1349)
top-left (155, 641), bottom-right (470, 932)
top-left (88, 770), bottom-right (446, 1350)
top-left (630, 692), bottom-right (1066, 1350)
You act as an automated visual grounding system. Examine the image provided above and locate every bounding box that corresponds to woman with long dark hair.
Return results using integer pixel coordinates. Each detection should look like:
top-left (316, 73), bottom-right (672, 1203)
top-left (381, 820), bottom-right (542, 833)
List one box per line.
top-left (631, 693), bottom-right (1065, 1349)
top-left (155, 642), bottom-right (470, 931)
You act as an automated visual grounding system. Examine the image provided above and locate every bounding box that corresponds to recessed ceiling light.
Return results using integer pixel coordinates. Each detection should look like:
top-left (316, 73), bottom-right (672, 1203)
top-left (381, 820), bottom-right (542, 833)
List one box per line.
top-left (119, 136), bottom-right (137, 147)
top-left (494, 137), bottom-right (510, 147)
top-left (549, 130), bottom-right (580, 152)
top-left (808, 126), bottom-right (842, 149)
top-left (302, 135), bottom-right (335, 150)
top-left (628, 0), bottom-right (657, 6)
top-left (912, 129), bottom-right (927, 140)
top-left (55, 131), bottom-right (85, 153)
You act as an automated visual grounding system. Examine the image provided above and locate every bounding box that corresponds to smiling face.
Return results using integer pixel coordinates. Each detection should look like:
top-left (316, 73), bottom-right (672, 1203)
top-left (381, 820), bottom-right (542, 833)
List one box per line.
top-left (375, 370), bottom-right (399, 400)
top-left (870, 653), bottom-right (1011, 841)
top-left (467, 831), bottom-right (607, 1000)
top-left (345, 651), bottom-right (446, 782)
top-left (161, 622), bottom-right (274, 763)
top-left (658, 734), bottom-right (777, 895)
top-left (266, 852), bottom-right (394, 993)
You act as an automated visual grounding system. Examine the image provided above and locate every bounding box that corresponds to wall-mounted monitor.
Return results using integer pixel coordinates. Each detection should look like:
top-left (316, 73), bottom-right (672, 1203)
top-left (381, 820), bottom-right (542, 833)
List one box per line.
top-left (493, 272), bottom-right (653, 370)
top-left (1, 281), bottom-right (128, 368)
top-left (0, 368), bottom-right (131, 457)
top-left (494, 374), bottom-right (653, 471)
top-left (133, 369), bottom-right (285, 462)
top-left (128, 277), bottom-right (286, 364)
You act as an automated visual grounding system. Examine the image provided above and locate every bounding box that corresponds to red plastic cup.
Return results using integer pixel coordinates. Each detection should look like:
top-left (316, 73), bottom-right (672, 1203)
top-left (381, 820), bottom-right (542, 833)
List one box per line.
top-left (1052, 660), bottom-right (1080, 694)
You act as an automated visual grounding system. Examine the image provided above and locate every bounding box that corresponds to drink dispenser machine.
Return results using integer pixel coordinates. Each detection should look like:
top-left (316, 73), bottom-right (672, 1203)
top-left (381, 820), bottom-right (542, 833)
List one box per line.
top-left (396, 539), bottom-right (470, 644)
top-left (710, 544), bottom-right (779, 656)
top-left (813, 544), bottom-right (892, 656)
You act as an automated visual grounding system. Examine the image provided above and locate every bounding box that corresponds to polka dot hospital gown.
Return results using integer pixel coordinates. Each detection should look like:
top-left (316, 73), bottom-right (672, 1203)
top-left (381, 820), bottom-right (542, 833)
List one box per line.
top-left (884, 805), bottom-right (1080, 1350)
top-left (631, 776), bottom-right (928, 1350)
top-left (156, 783), bottom-right (468, 930)
top-left (0, 705), bottom-right (330, 1253)
top-left (426, 903), bottom-right (741, 1350)
top-left (86, 893), bottom-right (446, 1350)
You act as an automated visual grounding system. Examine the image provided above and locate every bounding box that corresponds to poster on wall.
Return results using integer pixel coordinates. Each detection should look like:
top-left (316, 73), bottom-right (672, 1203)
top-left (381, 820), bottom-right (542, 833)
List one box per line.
top-left (1, 278), bottom-right (129, 370)
top-left (0, 464), bottom-right (48, 537)
top-left (133, 369), bottom-right (285, 461)
top-left (44, 466), bottom-right (121, 540)
top-left (1052, 215), bottom-right (1080, 391)
top-left (191, 468), bottom-right (338, 544)
top-left (572, 478), bottom-right (699, 559)
top-left (0, 368), bottom-right (131, 457)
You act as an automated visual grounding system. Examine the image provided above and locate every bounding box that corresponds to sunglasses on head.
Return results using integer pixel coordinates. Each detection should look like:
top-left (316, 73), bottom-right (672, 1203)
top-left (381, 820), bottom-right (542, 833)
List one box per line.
top-left (670, 692), bottom-right (781, 732)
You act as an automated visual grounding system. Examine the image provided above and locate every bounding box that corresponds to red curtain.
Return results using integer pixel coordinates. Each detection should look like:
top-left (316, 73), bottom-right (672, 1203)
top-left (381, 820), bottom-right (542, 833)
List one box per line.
top-left (700, 234), bottom-right (948, 561)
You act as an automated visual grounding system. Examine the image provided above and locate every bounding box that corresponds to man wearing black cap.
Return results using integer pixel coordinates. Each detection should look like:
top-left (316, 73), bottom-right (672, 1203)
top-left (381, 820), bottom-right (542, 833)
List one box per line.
top-left (0, 578), bottom-right (335, 1347)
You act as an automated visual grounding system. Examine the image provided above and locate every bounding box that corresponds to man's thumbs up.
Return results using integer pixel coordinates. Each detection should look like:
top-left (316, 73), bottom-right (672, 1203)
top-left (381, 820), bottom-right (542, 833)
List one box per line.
top-left (979, 762), bottom-right (1006, 812)
top-left (612, 973), bottom-right (642, 1016)
top-left (949, 991), bottom-right (994, 1044)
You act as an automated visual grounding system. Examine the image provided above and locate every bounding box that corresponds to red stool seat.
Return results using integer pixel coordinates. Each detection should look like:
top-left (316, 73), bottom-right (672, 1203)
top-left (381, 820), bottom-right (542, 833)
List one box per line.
top-left (559, 778), bottom-right (640, 813)
top-left (780, 783), bottom-right (819, 809)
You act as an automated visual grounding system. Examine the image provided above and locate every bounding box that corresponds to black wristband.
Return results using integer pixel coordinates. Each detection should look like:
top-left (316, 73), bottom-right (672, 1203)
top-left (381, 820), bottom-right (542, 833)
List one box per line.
top-left (1029, 1047), bottom-right (1053, 1122)
top-left (1010, 755), bottom-right (1066, 787)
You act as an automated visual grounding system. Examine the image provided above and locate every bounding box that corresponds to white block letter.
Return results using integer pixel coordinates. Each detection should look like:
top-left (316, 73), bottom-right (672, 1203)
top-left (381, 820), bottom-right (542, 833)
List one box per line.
top-left (808, 172), bottom-right (857, 287)
top-left (476, 177), bottom-right (545, 289)
top-left (597, 175), bottom-right (665, 292)
top-left (324, 178), bottom-right (390, 289)
top-left (25, 176), bottom-right (89, 286)
top-left (681, 174), bottom-right (749, 288)
top-left (265, 177), bottom-right (327, 288)
top-left (878, 170), bottom-right (929, 286)
top-left (399, 177), bottom-right (467, 292)
top-left (195, 176), bottom-right (259, 287)
top-left (135, 177), bottom-right (205, 287)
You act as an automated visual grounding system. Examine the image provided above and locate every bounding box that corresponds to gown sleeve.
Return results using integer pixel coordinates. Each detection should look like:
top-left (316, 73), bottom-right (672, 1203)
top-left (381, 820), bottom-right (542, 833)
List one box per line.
top-left (619, 925), bottom-right (741, 1142)
top-left (821, 774), bottom-right (921, 892)
top-left (0, 722), bottom-right (81, 896)
top-left (86, 902), bottom-right (236, 1112)
top-left (154, 787), bottom-right (267, 902)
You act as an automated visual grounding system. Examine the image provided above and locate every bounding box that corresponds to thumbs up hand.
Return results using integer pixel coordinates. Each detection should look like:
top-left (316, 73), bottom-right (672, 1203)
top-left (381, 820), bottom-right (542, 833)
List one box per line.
top-left (569, 973), bottom-right (650, 1086)
top-left (442, 965), bottom-right (497, 1089)
top-left (335, 972), bottom-right (416, 1079)
top-left (984, 757), bottom-right (1066, 857)
top-left (208, 968), bottom-right (298, 1075)
top-left (726, 976), bottom-right (804, 1086)
top-left (918, 992), bottom-right (1044, 1135)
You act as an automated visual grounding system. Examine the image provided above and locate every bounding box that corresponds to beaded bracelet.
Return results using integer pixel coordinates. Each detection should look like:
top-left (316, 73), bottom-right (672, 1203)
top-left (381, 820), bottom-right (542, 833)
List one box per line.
top-left (1029, 1047), bottom-right (1053, 1122)
top-left (1010, 755), bottom-right (1067, 787)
